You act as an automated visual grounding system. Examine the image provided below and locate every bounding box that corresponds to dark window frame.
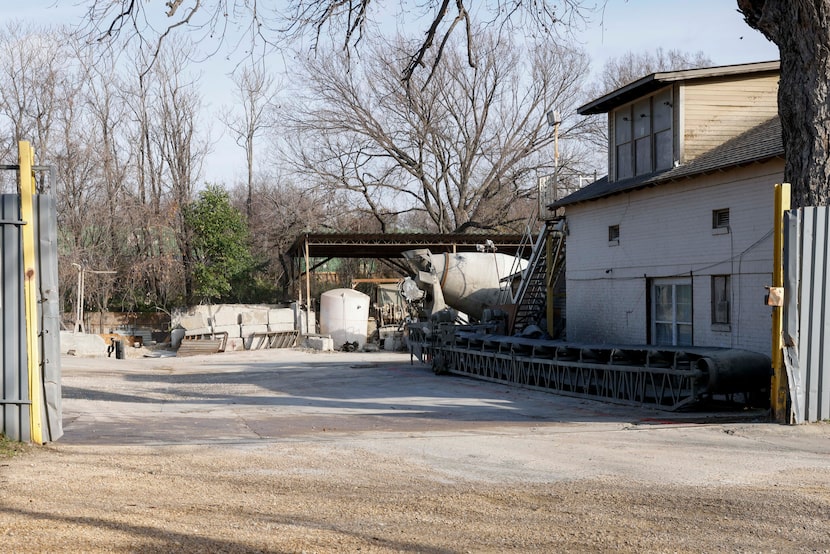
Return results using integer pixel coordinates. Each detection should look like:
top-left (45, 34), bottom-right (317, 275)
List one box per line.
top-left (712, 208), bottom-right (730, 229)
top-left (613, 88), bottom-right (673, 180)
top-left (608, 224), bottom-right (620, 243)
top-left (711, 275), bottom-right (731, 325)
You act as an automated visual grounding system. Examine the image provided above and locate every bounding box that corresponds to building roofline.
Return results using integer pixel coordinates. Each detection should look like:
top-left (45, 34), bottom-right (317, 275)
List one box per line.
top-left (550, 116), bottom-right (783, 210)
top-left (578, 60), bottom-right (780, 115)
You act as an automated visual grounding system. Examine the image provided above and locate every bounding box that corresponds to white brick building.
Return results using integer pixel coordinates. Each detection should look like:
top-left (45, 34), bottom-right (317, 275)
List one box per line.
top-left (551, 61), bottom-right (783, 356)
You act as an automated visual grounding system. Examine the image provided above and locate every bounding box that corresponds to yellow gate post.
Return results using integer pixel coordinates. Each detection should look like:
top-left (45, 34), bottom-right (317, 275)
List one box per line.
top-left (19, 140), bottom-right (43, 444)
top-left (771, 183), bottom-right (791, 423)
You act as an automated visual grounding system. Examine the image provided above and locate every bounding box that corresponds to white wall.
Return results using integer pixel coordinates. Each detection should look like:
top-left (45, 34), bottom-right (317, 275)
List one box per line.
top-left (564, 160), bottom-right (782, 355)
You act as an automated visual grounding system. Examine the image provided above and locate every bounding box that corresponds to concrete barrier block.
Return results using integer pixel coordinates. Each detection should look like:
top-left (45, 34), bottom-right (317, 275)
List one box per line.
top-left (60, 331), bottom-right (108, 357)
top-left (212, 324), bottom-right (242, 338)
top-left (209, 306), bottom-right (241, 327)
top-left (225, 337), bottom-right (245, 351)
top-left (240, 310), bottom-right (269, 325)
top-left (269, 308), bottom-right (295, 326)
top-left (305, 335), bottom-right (333, 351)
top-left (241, 324), bottom-right (269, 337)
top-left (183, 327), bottom-right (213, 337)
top-left (293, 308), bottom-right (317, 335)
top-left (269, 322), bottom-right (295, 333)
top-left (178, 314), bottom-right (208, 330)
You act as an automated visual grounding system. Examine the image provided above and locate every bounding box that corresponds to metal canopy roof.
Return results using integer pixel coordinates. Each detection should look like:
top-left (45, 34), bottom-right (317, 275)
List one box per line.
top-left (288, 232), bottom-right (527, 259)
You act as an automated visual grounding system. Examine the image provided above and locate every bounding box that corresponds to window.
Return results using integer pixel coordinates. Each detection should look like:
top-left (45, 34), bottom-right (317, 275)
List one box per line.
top-left (651, 278), bottom-right (693, 346)
top-left (614, 108), bottom-right (633, 180)
top-left (711, 275), bottom-right (731, 325)
top-left (712, 208), bottom-right (730, 230)
top-left (608, 224), bottom-right (620, 244)
top-left (613, 88), bottom-right (673, 181)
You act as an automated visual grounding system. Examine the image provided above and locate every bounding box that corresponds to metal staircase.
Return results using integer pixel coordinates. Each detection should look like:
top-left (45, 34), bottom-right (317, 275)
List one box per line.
top-left (511, 219), bottom-right (567, 337)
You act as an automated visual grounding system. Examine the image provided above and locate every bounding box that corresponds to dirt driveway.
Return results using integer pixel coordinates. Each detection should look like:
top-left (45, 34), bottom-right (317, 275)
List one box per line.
top-left (1, 348), bottom-right (829, 553)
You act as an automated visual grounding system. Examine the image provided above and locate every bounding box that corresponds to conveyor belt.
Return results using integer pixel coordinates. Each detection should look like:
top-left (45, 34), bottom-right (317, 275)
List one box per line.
top-left (408, 325), bottom-right (770, 410)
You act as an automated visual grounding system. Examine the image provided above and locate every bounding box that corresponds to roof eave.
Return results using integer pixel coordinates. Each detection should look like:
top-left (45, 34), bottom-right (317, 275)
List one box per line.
top-left (577, 60), bottom-right (780, 115)
top-left (548, 153), bottom-right (784, 210)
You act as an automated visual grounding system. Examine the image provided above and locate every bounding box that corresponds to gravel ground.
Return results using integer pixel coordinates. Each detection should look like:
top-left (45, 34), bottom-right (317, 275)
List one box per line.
top-left (1, 349), bottom-right (829, 553)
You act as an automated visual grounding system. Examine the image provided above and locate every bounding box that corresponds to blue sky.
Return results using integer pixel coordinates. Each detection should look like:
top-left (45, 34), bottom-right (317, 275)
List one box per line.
top-left (8, 1), bottom-right (779, 184)
top-left (583, 0), bottom-right (777, 68)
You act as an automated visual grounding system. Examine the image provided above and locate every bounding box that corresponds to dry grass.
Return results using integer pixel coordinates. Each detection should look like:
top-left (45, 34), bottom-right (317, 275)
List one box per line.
top-left (0, 434), bottom-right (28, 458)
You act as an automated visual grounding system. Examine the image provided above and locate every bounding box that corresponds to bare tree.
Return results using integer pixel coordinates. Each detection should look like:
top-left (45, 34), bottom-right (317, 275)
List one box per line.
top-left (222, 65), bottom-right (280, 219)
top-left (593, 48), bottom-right (712, 94)
top-left (230, 173), bottom-right (337, 298)
top-left (283, 30), bottom-right (591, 233)
top-left (82, 1), bottom-right (592, 85)
top-left (150, 44), bottom-right (211, 303)
top-left (116, 46), bottom-right (188, 311)
top-left (0, 23), bottom-right (69, 172)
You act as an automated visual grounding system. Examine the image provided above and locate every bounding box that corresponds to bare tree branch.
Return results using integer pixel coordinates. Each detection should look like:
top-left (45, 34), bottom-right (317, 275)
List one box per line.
top-left (83, 1), bottom-right (594, 85)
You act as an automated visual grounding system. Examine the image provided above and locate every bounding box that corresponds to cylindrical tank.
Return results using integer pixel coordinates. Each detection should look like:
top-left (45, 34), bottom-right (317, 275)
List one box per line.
top-left (319, 288), bottom-right (370, 349)
top-left (427, 252), bottom-right (526, 319)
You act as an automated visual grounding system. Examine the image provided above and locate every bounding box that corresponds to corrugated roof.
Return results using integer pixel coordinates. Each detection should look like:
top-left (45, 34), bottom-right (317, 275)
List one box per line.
top-left (578, 60), bottom-right (780, 115)
top-left (287, 231), bottom-right (527, 259)
top-left (550, 116), bottom-right (783, 209)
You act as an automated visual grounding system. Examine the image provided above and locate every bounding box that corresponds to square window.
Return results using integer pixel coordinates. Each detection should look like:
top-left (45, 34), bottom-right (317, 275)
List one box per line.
top-left (712, 208), bottom-right (730, 229)
top-left (608, 224), bottom-right (620, 243)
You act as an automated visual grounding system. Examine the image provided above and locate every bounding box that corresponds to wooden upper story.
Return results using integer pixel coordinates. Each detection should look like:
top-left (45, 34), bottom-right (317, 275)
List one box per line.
top-left (578, 61), bottom-right (780, 184)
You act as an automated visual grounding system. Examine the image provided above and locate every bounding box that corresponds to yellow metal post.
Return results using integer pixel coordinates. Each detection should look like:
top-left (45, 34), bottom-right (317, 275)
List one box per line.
top-left (771, 183), bottom-right (791, 423)
top-left (19, 140), bottom-right (43, 444)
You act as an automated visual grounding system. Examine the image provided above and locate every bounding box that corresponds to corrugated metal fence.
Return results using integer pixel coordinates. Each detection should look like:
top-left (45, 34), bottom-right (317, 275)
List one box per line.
top-left (0, 194), bottom-right (62, 442)
top-left (783, 207), bottom-right (830, 423)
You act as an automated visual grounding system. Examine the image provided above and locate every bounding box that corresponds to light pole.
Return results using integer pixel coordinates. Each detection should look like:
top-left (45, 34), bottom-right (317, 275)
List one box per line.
top-left (71, 263), bottom-right (84, 334)
top-left (71, 263), bottom-right (117, 334)
top-left (544, 109), bottom-right (562, 338)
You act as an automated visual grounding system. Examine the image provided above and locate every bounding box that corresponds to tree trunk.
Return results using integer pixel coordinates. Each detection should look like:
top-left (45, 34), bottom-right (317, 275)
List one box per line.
top-left (738, 0), bottom-right (830, 207)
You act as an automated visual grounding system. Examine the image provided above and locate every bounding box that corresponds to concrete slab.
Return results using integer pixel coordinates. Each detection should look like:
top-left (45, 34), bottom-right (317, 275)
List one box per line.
top-left (268, 308), bottom-right (294, 325)
top-left (212, 324), bottom-right (242, 338)
top-left (60, 331), bottom-right (108, 357)
top-left (56, 348), bottom-right (830, 491)
top-left (240, 310), bottom-right (269, 325)
top-left (177, 314), bottom-right (208, 330)
top-left (208, 306), bottom-right (240, 327)
top-left (305, 335), bottom-right (334, 351)
top-left (240, 324), bottom-right (269, 336)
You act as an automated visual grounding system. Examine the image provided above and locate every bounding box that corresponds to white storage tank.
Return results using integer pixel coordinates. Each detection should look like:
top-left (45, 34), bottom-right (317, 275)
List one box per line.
top-left (319, 288), bottom-right (370, 348)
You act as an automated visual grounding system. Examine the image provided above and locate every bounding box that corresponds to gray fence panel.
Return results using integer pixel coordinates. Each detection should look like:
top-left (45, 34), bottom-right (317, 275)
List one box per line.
top-left (819, 207), bottom-right (830, 421)
top-left (787, 207), bottom-right (830, 423)
top-left (0, 193), bottom-right (61, 442)
top-left (1, 195), bottom-right (29, 442)
top-left (783, 210), bottom-right (802, 422)
top-left (805, 208), bottom-right (822, 419)
top-left (36, 195), bottom-right (62, 441)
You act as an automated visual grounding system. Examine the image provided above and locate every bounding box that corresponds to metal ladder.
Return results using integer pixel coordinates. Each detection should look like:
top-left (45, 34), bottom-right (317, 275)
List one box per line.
top-left (511, 220), bottom-right (566, 336)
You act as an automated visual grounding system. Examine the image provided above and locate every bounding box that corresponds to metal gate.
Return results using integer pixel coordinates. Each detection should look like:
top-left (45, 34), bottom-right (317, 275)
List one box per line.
top-left (0, 148), bottom-right (62, 443)
top-left (783, 207), bottom-right (830, 423)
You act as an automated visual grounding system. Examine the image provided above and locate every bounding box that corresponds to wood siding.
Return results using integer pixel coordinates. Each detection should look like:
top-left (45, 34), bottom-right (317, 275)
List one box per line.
top-left (681, 74), bottom-right (779, 162)
top-left (563, 160), bottom-right (783, 355)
